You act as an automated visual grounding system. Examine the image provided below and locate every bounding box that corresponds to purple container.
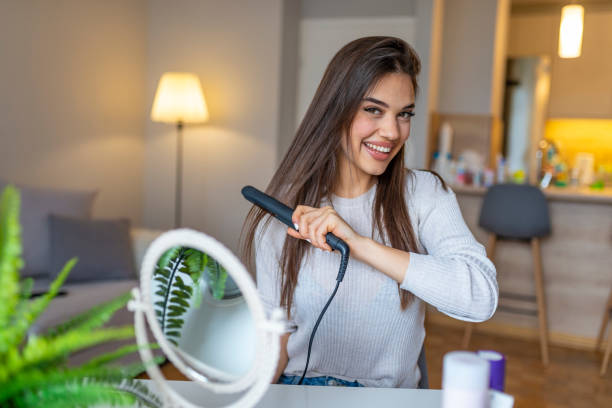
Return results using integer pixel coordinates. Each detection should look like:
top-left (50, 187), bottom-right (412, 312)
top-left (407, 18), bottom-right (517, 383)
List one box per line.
top-left (477, 350), bottom-right (506, 392)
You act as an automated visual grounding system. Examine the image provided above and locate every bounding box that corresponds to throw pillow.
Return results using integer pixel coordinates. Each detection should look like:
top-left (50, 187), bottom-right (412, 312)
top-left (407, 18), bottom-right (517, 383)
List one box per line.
top-left (0, 181), bottom-right (97, 278)
top-left (49, 215), bottom-right (136, 283)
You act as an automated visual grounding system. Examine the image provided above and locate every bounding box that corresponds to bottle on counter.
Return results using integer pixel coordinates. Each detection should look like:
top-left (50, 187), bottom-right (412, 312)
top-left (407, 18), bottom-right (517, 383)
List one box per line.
top-left (442, 351), bottom-right (490, 408)
top-left (455, 155), bottom-right (466, 186)
top-left (484, 168), bottom-right (495, 187)
top-left (496, 155), bottom-right (507, 184)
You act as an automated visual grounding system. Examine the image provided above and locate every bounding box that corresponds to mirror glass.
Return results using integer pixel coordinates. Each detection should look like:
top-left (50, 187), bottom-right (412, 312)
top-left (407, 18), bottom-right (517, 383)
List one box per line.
top-left (149, 245), bottom-right (257, 383)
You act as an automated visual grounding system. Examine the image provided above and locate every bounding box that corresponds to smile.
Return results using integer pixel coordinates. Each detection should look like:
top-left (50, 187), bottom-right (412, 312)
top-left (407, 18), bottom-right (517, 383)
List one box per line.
top-left (364, 142), bottom-right (391, 153)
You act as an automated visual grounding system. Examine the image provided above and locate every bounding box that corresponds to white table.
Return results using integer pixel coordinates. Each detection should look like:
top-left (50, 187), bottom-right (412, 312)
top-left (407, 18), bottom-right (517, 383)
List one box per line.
top-left (142, 380), bottom-right (442, 407)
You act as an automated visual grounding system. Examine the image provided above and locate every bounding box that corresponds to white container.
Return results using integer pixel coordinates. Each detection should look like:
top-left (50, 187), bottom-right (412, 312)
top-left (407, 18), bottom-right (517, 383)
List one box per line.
top-left (442, 351), bottom-right (490, 408)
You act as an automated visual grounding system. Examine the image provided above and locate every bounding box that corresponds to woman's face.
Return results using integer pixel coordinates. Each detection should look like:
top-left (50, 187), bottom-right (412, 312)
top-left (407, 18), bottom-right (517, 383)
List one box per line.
top-left (338, 72), bottom-right (415, 184)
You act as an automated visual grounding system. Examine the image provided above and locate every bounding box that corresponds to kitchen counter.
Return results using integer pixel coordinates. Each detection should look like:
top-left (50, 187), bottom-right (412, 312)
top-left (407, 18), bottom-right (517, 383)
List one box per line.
top-left (452, 184), bottom-right (612, 348)
top-left (453, 184), bottom-right (612, 205)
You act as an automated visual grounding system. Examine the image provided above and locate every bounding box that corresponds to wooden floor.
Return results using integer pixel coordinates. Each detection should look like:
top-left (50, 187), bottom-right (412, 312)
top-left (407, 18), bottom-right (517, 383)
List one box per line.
top-left (424, 322), bottom-right (612, 408)
top-left (145, 321), bottom-right (612, 407)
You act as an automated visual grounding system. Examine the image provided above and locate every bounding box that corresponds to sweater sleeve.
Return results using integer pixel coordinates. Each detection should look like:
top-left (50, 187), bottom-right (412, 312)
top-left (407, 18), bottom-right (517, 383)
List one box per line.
top-left (400, 173), bottom-right (498, 322)
top-left (254, 220), bottom-right (297, 332)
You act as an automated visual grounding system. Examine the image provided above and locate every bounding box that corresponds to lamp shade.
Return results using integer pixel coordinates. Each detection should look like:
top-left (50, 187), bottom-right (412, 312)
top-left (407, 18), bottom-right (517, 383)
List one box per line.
top-left (558, 5), bottom-right (584, 59)
top-left (151, 72), bottom-right (209, 124)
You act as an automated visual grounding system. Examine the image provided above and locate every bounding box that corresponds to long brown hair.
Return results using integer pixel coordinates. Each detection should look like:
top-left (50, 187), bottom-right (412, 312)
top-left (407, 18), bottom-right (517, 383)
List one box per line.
top-left (241, 36), bottom-right (438, 316)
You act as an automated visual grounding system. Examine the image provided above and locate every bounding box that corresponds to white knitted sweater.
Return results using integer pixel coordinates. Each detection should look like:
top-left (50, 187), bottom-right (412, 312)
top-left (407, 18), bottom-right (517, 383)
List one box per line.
top-left (255, 170), bottom-right (498, 388)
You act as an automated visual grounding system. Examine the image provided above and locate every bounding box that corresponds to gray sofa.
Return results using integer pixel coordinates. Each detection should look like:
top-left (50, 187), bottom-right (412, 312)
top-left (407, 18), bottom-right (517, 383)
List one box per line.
top-left (31, 228), bottom-right (162, 366)
top-left (0, 181), bottom-right (163, 365)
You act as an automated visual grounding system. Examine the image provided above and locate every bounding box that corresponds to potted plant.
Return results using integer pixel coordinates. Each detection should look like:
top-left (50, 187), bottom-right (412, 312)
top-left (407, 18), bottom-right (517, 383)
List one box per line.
top-left (0, 185), bottom-right (162, 407)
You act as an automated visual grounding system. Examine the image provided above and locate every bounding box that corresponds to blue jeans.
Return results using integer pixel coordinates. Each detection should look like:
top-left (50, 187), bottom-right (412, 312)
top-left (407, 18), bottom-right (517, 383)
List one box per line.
top-left (278, 374), bottom-right (364, 387)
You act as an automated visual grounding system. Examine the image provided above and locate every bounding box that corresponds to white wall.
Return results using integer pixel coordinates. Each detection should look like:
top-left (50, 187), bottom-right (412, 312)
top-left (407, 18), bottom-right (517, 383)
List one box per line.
top-left (301, 0), bottom-right (416, 18)
top-left (412, 0), bottom-right (445, 169)
top-left (438, 0), bottom-right (509, 116)
top-left (143, 0), bottom-right (283, 252)
top-left (508, 7), bottom-right (612, 118)
top-left (292, 0), bottom-right (435, 167)
top-left (0, 0), bottom-right (147, 223)
top-left (296, 17), bottom-right (418, 124)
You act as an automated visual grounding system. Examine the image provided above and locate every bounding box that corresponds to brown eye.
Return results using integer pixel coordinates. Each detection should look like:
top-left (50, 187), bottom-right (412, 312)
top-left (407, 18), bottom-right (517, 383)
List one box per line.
top-left (364, 107), bottom-right (382, 115)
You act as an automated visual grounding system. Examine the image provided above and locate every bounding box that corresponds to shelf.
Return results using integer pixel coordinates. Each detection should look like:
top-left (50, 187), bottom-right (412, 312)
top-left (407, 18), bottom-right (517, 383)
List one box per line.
top-left (452, 184), bottom-right (612, 205)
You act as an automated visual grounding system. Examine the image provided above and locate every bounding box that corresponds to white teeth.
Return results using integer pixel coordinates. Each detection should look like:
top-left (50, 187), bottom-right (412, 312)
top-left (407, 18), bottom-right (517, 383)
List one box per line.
top-left (365, 143), bottom-right (391, 153)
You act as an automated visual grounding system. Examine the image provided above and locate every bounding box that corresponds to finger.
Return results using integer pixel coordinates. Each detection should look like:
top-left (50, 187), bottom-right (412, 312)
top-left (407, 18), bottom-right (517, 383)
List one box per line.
top-left (286, 227), bottom-right (312, 245)
top-left (296, 207), bottom-right (323, 238)
top-left (308, 212), bottom-right (331, 250)
top-left (314, 214), bottom-right (334, 252)
top-left (292, 205), bottom-right (313, 228)
top-left (286, 227), bottom-right (301, 239)
top-left (293, 205), bottom-right (313, 234)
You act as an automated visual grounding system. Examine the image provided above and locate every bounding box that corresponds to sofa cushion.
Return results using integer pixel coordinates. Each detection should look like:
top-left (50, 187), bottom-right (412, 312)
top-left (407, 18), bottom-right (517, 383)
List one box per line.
top-left (0, 181), bottom-right (96, 278)
top-left (49, 215), bottom-right (136, 283)
top-left (29, 279), bottom-right (143, 367)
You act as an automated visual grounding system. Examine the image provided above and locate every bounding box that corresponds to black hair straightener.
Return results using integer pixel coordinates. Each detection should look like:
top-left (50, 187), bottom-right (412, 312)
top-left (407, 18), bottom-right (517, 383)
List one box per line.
top-left (242, 185), bottom-right (349, 385)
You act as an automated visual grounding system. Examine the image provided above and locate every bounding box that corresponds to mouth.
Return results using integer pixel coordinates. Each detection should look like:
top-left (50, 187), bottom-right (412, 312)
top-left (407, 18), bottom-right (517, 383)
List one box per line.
top-left (363, 142), bottom-right (393, 160)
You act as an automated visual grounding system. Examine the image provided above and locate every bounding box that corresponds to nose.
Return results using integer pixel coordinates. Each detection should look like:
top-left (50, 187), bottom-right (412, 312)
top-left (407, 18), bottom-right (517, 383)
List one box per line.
top-left (379, 115), bottom-right (401, 141)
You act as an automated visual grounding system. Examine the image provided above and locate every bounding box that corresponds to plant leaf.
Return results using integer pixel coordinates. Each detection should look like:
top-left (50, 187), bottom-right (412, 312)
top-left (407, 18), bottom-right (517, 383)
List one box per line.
top-left (44, 292), bottom-right (131, 338)
top-left (0, 186), bottom-right (23, 334)
top-left (4, 326), bottom-right (135, 381)
top-left (82, 343), bottom-right (160, 369)
top-left (206, 258), bottom-right (228, 300)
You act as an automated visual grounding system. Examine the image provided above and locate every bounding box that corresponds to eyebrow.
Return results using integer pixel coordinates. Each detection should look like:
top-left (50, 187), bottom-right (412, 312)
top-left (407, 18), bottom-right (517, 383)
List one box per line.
top-left (363, 97), bottom-right (415, 110)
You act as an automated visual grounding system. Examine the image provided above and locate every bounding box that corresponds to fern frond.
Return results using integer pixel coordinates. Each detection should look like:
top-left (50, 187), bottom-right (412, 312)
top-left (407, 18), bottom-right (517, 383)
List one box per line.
top-left (0, 364), bottom-right (125, 402)
top-left (0, 356), bottom-right (165, 405)
top-left (0, 186), bottom-right (23, 333)
top-left (82, 343), bottom-right (159, 369)
top-left (184, 249), bottom-right (206, 307)
top-left (153, 247), bottom-right (189, 338)
top-left (2, 326), bottom-right (135, 381)
top-left (0, 258), bottom-right (77, 354)
top-left (12, 382), bottom-right (140, 408)
top-left (156, 246), bottom-right (181, 273)
top-left (206, 257), bottom-right (228, 300)
top-left (115, 378), bottom-right (163, 408)
top-left (45, 292), bottom-right (131, 338)
top-left (19, 277), bottom-right (33, 299)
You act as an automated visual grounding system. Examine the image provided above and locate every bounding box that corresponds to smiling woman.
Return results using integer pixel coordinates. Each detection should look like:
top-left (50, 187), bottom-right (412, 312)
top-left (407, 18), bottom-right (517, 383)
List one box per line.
top-left (241, 36), bottom-right (498, 389)
top-left (337, 73), bottom-right (416, 197)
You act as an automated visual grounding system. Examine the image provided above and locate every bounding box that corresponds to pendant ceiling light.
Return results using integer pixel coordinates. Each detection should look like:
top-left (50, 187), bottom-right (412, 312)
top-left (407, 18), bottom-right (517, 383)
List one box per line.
top-left (558, 4), bottom-right (584, 58)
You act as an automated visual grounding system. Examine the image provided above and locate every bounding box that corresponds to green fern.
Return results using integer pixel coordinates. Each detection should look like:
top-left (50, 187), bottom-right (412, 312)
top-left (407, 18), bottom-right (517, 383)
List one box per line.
top-left (152, 246), bottom-right (228, 345)
top-left (0, 185), bottom-right (163, 407)
top-left (153, 247), bottom-right (190, 346)
top-left (205, 255), bottom-right (228, 300)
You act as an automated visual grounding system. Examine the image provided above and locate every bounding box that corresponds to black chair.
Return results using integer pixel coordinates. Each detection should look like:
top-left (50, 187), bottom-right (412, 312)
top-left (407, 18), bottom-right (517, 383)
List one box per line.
top-left (417, 346), bottom-right (428, 389)
top-left (462, 183), bottom-right (551, 365)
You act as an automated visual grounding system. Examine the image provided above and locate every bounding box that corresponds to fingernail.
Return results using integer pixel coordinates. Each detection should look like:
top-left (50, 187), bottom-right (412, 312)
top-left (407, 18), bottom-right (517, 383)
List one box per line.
top-left (294, 223), bottom-right (299, 231)
top-left (306, 239), bottom-right (311, 243)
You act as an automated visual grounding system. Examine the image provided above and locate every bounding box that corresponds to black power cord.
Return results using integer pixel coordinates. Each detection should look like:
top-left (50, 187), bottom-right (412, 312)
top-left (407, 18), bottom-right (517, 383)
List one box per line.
top-left (298, 243), bottom-right (349, 385)
top-left (240, 186), bottom-right (351, 386)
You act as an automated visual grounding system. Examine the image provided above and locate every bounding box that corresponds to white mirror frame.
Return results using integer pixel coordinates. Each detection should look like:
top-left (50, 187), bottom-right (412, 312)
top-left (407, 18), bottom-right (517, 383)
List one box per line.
top-left (128, 228), bottom-right (285, 408)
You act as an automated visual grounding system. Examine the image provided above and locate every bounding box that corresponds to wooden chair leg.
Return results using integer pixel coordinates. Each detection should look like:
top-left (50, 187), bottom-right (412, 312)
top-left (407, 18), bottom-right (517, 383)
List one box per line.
top-left (462, 323), bottom-right (473, 349)
top-left (601, 325), bottom-right (612, 376)
top-left (463, 234), bottom-right (497, 349)
top-left (532, 238), bottom-right (550, 366)
top-left (595, 288), bottom-right (612, 351)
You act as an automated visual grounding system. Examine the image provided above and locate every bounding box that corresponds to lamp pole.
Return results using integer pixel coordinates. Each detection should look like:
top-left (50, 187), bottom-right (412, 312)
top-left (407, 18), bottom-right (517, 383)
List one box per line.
top-left (175, 121), bottom-right (184, 228)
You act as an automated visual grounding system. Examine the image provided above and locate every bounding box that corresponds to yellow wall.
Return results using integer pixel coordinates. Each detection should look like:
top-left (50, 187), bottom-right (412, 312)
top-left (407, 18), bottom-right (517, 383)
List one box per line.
top-left (545, 119), bottom-right (612, 169)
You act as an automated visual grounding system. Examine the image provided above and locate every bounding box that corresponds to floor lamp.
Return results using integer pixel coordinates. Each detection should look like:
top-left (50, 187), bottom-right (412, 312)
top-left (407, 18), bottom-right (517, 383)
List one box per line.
top-left (151, 72), bottom-right (209, 228)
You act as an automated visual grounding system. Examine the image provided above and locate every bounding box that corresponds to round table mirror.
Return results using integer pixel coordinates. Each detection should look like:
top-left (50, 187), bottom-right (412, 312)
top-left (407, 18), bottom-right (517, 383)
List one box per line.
top-left (128, 229), bottom-right (284, 408)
